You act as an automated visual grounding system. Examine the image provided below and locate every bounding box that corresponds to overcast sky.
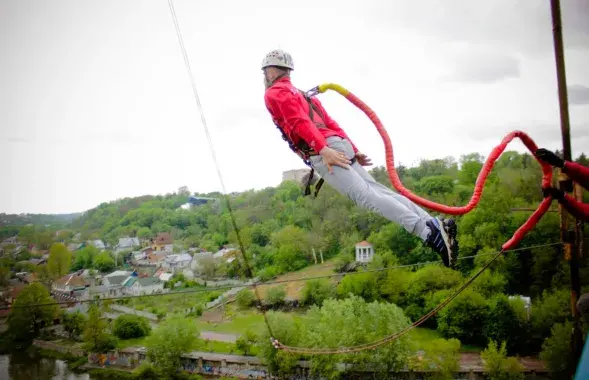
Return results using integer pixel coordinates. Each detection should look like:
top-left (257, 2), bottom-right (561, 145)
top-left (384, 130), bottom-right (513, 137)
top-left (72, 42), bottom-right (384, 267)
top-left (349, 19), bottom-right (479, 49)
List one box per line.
top-left (1, 0), bottom-right (588, 214)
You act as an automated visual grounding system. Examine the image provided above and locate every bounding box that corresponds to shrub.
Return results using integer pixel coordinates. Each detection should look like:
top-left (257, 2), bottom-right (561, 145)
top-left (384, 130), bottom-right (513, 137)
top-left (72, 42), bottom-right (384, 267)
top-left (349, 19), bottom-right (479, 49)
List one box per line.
top-left (301, 279), bottom-right (336, 307)
top-left (267, 286), bottom-right (286, 307)
top-left (481, 340), bottom-right (525, 380)
top-left (236, 289), bottom-right (255, 309)
top-left (113, 315), bottom-right (151, 340)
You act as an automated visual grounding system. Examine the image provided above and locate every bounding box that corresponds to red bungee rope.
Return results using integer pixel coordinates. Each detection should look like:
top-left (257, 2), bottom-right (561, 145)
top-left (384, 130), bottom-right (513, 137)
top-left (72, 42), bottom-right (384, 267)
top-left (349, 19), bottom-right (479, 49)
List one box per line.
top-left (270, 84), bottom-right (556, 354)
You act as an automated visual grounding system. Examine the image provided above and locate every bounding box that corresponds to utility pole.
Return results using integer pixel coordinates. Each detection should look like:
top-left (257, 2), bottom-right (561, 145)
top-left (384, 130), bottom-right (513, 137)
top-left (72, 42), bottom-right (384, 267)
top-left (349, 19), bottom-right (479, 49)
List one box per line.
top-left (549, 0), bottom-right (583, 373)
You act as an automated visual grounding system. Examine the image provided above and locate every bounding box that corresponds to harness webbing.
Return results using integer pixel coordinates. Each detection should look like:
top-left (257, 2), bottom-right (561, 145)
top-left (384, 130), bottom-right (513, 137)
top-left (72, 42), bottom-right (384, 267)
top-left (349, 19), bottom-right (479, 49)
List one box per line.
top-left (271, 86), bottom-right (332, 198)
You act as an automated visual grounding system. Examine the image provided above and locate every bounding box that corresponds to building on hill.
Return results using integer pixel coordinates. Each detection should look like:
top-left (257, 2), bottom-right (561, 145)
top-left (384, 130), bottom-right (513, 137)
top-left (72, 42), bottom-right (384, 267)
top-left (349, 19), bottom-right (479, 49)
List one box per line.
top-left (151, 233), bottom-right (174, 252)
top-left (282, 168), bottom-right (315, 185)
top-left (162, 253), bottom-right (193, 273)
top-left (89, 239), bottom-right (106, 250)
top-left (122, 276), bottom-right (164, 296)
top-left (355, 241), bottom-right (374, 263)
top-left (178, 196), bottom-right (217, 210)
top-left (115, 237), bottom-right (140, 253)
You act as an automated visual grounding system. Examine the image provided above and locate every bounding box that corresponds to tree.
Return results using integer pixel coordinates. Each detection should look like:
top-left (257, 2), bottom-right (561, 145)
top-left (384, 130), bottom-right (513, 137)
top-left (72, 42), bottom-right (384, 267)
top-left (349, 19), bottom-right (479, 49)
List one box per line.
top-left (113, 314), bottom-right (151, 340)
top-left (145, 315), bottom-right (199, 375)
top-left (437, 289), bottom-right (490, 346)
top-left (93, 251), bottom-right (116, 273)
top-left (235, 330), bottom-right (257, 355)
top-left (47, 243), bottom-right (72, 279)
top-left (82, 304), bottom-right (117, 352)
top-left (482, 340), bottom-right (525, 380)
top-left (540, 321), bottom-right (574, 379)
top-left (266, 286), bottom-right (286, 308)
top-left (72, 245), bottom-right (99, 271)
top-left (236, 289), bottom-right (255, 310)
top-left (408, 338), bottom-right (461, 380)
top-left (8, 283), bottom-right (59, 341)
top-left (301, 279), bottom-right (336, 307)
top-left (62, 311), bottom-right (87, 340)
top-left (303, 296), bottom-right (412, 378)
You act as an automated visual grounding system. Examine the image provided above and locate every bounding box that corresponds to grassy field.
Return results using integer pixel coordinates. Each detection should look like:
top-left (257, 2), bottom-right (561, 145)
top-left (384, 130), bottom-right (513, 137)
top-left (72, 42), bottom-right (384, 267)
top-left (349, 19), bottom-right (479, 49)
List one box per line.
top-left (256, 259), bottom-right (342, 300)
top-left (118, 287), bottom-right (222, 316)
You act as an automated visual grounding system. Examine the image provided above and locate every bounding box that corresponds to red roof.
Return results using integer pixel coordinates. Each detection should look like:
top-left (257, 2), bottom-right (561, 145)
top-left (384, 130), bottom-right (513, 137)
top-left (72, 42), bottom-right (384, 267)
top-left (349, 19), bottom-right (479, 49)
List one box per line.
top-left (154, 233), bottom-right (173, 245)
top-left (356, 241), bottom-right (373, 247)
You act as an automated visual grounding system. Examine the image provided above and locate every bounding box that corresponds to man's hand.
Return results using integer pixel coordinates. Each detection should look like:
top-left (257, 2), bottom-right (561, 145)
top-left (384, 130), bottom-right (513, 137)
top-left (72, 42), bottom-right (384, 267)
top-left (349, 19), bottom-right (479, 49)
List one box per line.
top-left (355, 152), bottom-right (372, 166)
top-left (536, 148), bottom-right (565, 168)
top-left (542, 186), bottom-right (564, 200)
top-left (319, 146), bottom-right (351, 173)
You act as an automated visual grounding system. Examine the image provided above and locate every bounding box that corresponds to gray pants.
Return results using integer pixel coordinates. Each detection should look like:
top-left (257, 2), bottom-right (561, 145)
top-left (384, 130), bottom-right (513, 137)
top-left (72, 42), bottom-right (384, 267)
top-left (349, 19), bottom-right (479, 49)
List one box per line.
top-left (309, 136), bottom-right (432, 241)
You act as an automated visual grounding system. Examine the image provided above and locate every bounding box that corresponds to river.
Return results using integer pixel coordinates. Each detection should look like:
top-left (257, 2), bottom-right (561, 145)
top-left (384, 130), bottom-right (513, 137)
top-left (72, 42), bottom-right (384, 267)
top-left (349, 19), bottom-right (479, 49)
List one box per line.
top-left (0, 352), bottom-right (90, 380)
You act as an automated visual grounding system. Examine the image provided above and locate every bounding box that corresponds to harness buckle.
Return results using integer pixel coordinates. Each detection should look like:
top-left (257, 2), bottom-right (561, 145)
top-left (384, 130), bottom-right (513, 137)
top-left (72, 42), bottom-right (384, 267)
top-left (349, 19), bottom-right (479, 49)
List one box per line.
top-left (305, 86), bottom-right (320, 98)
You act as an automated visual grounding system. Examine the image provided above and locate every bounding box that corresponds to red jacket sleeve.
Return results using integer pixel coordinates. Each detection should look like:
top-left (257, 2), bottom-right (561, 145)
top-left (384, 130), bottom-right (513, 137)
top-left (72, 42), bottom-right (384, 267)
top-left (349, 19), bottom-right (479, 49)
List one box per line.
top-left (563, 161), bottom-right (589, 191)
top-left (265, 88), bottom-right (328, 153)
top-left (312, 98), bottom-right (359, 153)
top-left (560, 194), bottom-right (589, 222)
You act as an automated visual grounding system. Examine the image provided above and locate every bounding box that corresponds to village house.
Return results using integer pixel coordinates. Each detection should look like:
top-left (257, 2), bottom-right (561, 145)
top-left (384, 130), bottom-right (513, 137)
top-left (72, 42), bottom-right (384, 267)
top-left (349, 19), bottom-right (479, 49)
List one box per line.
top-left (51, 273), bottom-right (89, 302)
top-left (122, 277), bottom-right (164, 296)
top-left (151, 232), bottom-right (174, 252)
top-left (89, 239), bottom-right (106, 250)
top-left (355, 241), bottom-right (374, 263)
top-left (161, 253), bottom-right (193, 273)
top-left (115, 237), bottom-right (140, 253)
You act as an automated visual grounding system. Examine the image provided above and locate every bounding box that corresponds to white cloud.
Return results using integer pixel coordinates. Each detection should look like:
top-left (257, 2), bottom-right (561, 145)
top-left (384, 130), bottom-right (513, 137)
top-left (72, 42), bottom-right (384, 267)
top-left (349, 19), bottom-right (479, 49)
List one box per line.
top-left (1, 0), bottom-right (588, 214)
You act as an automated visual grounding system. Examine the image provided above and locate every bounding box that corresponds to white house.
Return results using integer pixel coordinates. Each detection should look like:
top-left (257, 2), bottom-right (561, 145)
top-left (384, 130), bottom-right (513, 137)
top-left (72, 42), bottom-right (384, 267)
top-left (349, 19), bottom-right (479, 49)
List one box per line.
top-left (355, 241), bottom-right (374, 263)
top-left (162, 253), bottom-right (193, 273)
top-left (89, 239), bottom-right (106, 250)
top-left (123, 277), bottom-right (164, 296)
top-left (115, 237), bottom-right (140, 253)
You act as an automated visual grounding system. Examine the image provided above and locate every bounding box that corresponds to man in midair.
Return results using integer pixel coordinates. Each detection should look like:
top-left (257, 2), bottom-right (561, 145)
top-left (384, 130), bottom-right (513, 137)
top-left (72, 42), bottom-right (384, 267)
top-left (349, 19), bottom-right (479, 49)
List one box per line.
top-left (262, 49), bottom-right (459, 267)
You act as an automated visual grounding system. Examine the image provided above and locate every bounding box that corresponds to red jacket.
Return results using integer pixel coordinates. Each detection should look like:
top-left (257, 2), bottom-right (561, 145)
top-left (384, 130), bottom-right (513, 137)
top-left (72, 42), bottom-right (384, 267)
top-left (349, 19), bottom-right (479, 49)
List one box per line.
top-left (264, 76), bottom-right (358, 154)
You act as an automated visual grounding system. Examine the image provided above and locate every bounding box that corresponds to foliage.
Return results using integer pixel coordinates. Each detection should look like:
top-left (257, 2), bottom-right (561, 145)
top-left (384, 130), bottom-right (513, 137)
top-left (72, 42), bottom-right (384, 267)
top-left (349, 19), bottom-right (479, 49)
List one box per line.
top-left (46, 243), bottom-right (72, 279)
top-left (93, 251), bottom-right (116, 273)
top-left (235, 330), bottom-right (257, 356)
top-left (62, 311), bottom-right (87, 340)
top-left (481, 340), bottom-right (525, 380)
top-left (236, 289), bottom-right (255, 310)
top-left (540, 321), bottom-right (575, 379)
top-left (8, 283), bottom-right (60, 342)
top-left (437, 289), bottom-right (490, 346)
top-left (408, 338), bottom-right (461, 380)
top-left (266, 285), bottom-right (286, 307)
top-left (82, 304), bottom-right (117, 352)
top-left (113, 314), bottom-right (151, 340)
top-left (145, 315), bottom-right (199, 375)
top-left (300, 278), bottom-right (336, 307)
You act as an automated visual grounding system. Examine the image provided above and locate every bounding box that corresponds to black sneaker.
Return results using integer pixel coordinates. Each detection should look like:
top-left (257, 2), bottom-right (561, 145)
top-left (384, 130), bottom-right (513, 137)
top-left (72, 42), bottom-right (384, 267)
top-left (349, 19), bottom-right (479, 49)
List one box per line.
top-left (441, 217), bottom-right (459, 267)
top-left (425, 217), bottom-right (454, 268)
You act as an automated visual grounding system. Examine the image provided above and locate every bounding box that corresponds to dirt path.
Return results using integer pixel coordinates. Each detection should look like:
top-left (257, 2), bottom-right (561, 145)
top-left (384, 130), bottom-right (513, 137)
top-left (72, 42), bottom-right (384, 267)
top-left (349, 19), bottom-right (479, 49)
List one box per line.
top-left (200, 331), bottom-right (239, 343)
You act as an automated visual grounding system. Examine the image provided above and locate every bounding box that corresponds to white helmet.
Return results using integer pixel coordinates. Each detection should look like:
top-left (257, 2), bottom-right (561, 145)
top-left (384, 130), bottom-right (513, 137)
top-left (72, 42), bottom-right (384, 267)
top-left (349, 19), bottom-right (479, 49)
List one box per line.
top-left (261, 49), bottom-right (294, 70)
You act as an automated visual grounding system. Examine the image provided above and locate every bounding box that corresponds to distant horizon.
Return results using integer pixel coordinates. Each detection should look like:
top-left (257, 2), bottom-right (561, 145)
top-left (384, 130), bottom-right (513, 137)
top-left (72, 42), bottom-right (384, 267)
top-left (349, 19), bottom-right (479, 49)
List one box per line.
top-left (3, 145), bottom-right (588, 216)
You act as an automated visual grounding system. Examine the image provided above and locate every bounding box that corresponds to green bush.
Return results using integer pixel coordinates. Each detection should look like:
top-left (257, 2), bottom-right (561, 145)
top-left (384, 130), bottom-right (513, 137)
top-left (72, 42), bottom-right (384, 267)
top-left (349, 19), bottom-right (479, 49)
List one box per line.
top-left (437, 289), bottom-right (489, 346)
top-left (301, 279), bottom-right (336, 307)
top-left (266, 286), bottom-right (286, 307)
top-left (481, 340), bottom-right (525, 380)
top-left (540, 321), bottom-right (574, 378)
top-left (236, 289), bottom-right (255, 309)
top-left (113, 315), bottom-right (151, 340)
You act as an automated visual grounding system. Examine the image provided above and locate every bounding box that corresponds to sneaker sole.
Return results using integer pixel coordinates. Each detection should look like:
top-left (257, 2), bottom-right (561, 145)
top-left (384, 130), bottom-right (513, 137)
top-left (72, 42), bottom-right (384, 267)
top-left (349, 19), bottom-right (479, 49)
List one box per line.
top-left (436, 217), bottom-right (453, 267)
top-left (443, 218), bottom-right (458, 268)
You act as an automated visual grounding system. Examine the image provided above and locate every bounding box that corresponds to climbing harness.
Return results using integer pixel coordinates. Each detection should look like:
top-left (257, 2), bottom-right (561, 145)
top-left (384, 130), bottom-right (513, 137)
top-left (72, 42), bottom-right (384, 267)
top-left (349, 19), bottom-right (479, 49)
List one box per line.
top-left (270, 81), bottom-right (356, 198)
top-left (270, 83), bottom-right (556, 354)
